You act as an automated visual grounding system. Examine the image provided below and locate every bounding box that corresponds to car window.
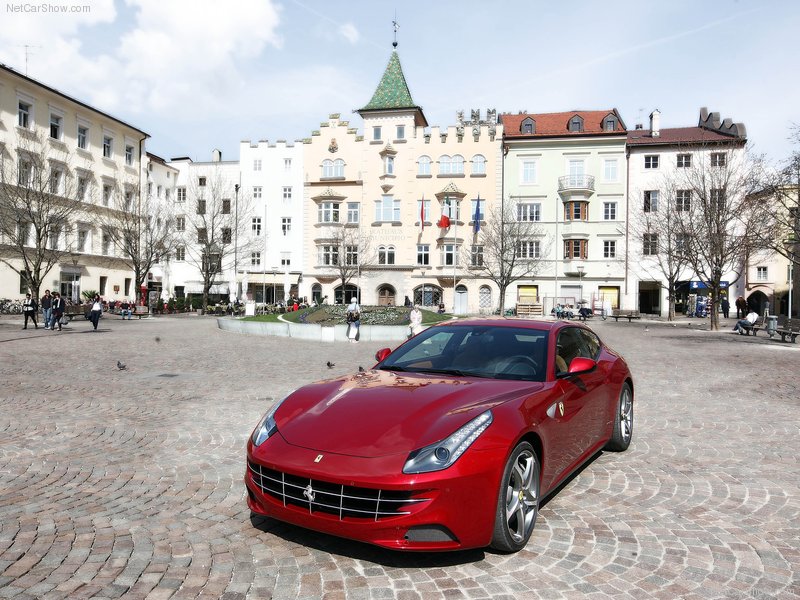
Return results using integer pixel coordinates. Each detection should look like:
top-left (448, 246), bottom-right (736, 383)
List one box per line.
top-left (396, 330), bottom-right (457, 366)
top-left (556, 327), bottom-right (593, 373)
top-left (577, 329), bottom-right (601, 359)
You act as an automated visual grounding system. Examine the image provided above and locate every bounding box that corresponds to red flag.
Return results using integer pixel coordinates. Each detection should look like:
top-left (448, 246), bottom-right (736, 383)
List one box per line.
top-left (437, 213), bottom-right (450, 229)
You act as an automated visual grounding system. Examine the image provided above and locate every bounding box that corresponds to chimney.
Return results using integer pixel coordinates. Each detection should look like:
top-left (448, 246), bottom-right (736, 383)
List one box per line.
top-left (212, 149), bottom-right (222, 162)
top-left (649, 109), bottom-right (660, 137)
top-left (635, 124), bottom-right (643, 130)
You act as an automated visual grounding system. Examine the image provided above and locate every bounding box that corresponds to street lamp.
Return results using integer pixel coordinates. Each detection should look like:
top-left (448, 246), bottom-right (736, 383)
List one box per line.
top-left (234, 183), bottom-right (239, 301)
top-left (272, 266), bottom-right (277, 305)
top-left (576, 265), bottom-right (584, 305)
top-left (420, 268), bottom-right (427, 307)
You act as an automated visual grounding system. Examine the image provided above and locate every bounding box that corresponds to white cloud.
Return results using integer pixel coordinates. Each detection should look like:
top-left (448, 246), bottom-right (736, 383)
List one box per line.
top-left (338, 23), bottom-right (359, 45)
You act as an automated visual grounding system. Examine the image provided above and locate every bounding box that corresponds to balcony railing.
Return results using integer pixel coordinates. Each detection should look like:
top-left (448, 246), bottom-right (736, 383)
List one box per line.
top-left (558, 175), bottom-right (595, 192)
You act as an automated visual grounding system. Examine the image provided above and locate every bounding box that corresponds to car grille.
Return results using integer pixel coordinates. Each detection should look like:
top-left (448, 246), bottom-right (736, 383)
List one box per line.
top-left (248, 461), bottom-right (429, 521)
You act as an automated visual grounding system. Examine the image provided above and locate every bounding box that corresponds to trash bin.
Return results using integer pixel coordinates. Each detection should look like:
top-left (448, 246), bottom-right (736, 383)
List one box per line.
top-left (766, 315), bottom-right (778, 337)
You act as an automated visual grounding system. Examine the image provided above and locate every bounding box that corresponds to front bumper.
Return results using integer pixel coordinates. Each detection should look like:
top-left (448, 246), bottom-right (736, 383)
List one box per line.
top-left (245, 433), bottom-right (506, 551)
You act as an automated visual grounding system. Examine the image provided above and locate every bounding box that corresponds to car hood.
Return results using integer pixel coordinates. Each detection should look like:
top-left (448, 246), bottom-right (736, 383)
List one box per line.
top-left (274, 370), bottom-right (543, 458)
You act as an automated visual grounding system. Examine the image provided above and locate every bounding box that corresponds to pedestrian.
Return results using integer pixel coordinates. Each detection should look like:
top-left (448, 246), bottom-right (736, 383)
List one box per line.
top-left (346, 297), bottom-right (361, 343)
top-left (735, 296), bottom-right (747, 319)
top-left (720, 296), bottom-right (730, 319)
top-left (409, 304), bottom-right (423, 337)
top-left (51, 292), bottom-right (65, 331)
top-left (89, 295), bottom-right (103, 331)
top-left (404, 295), bottom-right (412, 308)
top-left (22, 293), bottom-right (38, 329)
top-left (41, 289), bottom-right (52, 329)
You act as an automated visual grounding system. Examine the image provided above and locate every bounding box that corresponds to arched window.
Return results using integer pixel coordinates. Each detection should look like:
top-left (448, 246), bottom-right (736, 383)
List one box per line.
top-left (414, 284), bottom-right (443, 308)
top-left (471, 154), bottom-right (486, 175)
top-left (439, 155), bottom-right (452, 175)
top-left (377, 284), bottom-right (396, 306)
top-left (451, 155), bottom-right (464, 174)
top-left (378, 245), bottom-right (395, 265)
top-left (520, 118), bottom-right (535, 134)
top-left (322, 159), bottom-right (344, 178)
top-left (311, 283), bottom-right (322, 305)
top-left (334, 284), bottom-right (359, 305)
top-left (418, 155), bottom-right (431, 176)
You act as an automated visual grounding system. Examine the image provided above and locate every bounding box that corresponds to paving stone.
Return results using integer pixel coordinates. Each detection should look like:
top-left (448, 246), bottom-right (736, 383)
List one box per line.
top-left (0, 315), bottom-right (798, 599)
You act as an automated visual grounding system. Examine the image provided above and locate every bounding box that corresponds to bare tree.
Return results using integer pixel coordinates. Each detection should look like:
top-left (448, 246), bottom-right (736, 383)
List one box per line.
top-left (97, 179), bottom-right (178, 303)
top-left (630, 176), bottom-right (693, 321)
top-left (182, 169), bottom-right (251, 314)
top-left (319, 226), bottom-right (374, 303)
top-left (671, 145), bottom-right (771, 330)
top-left (764, 130), bottom-right (800, 266)
top-left (470, 201), bottom-right (548, 314)
top-left (0, 131), bottom-right (82, 299)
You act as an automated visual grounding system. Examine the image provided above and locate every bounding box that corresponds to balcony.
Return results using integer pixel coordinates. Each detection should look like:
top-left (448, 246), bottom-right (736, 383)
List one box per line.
top-left (558, 175), bottom-right (595, 197)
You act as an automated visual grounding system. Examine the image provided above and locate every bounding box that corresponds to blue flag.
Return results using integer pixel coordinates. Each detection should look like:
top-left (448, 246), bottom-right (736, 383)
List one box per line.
top-left (473, 196), bottom-right (481, 233)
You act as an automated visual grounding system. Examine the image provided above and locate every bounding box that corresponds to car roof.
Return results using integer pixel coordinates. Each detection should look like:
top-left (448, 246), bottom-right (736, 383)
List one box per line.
top-left (434, 317), bottom-right (577, 333)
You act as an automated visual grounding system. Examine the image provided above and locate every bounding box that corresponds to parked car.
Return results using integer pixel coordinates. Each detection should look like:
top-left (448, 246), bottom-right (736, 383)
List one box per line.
top-left (246, 318), bottom-right (634, 552)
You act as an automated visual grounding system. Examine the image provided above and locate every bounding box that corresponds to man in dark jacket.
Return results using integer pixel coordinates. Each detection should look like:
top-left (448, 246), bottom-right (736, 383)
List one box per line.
top-left (51, 292), bottom-right (65, 331)
top-left (41, 290), bottom-right (53, 329)
top-left (22, 294), bottom-right (38, 329)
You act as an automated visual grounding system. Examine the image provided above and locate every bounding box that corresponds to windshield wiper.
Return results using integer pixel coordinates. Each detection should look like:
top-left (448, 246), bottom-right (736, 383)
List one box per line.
top-left (378, 365), bottom-right (407, 372)
top-left (413, 367), bottom-right (493, 378)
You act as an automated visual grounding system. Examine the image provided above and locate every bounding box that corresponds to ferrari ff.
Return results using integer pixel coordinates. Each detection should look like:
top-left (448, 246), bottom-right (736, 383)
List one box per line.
top-left (245, 318), bottom-right (634, 552)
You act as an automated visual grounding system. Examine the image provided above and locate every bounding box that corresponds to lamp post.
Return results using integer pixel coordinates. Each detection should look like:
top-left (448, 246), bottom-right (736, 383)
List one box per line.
top-left (577, 264), bottom-right (584, 306)
top-left (234, 183), bottom-right (239, 301)
top-left (272, 266), bottom-right (277, 305)
top-left (420, 268), bottom-right (427, 307)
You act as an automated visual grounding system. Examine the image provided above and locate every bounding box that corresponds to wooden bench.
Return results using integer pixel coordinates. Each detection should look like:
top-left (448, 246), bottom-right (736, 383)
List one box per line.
top-left (133, 305), bottom-right (150, 319)
top-left (611, 309), bottom-right (641, 322)
top-left (63, 304), bottom-right (90, 322)
top-left (775, 316), bottom-right (800, 343)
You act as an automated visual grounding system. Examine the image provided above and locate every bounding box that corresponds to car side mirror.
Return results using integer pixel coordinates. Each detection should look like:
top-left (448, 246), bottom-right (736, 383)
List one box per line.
top-left (375, 348), bottom-right (391, 362)
top-left (567, 357), bottom-right (597, 375)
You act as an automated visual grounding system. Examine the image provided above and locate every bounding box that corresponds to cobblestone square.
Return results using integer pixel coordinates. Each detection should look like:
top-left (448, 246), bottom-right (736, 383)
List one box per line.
top-left (0, 315), bottom-right (798, 599)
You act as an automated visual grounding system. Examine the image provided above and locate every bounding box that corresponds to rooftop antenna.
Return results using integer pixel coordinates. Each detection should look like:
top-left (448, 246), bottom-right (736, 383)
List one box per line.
top-left (17, 45), bottom-right (41, 75)
top-left (392, 14), bottom-right (399, 48)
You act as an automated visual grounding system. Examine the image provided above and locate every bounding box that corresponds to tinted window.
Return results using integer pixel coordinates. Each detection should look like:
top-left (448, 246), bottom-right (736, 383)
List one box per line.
top-left (380, 325), bottom-right (549, 382)
top-left (556, 327), bottom-right (595, 373)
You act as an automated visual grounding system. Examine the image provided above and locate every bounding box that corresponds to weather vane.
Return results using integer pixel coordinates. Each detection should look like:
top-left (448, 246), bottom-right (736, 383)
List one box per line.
top-left (392, 15), bottom-right (399, 48)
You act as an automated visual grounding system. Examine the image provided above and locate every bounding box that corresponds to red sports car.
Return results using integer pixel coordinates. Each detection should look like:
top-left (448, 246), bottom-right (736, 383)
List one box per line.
top-left (246, 318), bottom-right (634, 552)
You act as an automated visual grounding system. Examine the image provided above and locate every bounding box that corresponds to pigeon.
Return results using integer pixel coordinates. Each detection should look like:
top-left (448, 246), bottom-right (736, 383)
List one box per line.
top-left (326, 361), bottom-right (335, 369)
top-left (358, 366), bottom-right (365, 372)
top-left (117, 361), bottom-right (127, 371)
top-left (644, 326), bottom-right (649, 333)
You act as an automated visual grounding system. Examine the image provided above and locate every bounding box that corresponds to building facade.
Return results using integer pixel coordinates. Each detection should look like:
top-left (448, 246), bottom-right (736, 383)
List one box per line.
top-left (501, 110), bottom-right (629, 314)
top-left (299, 51), bottom-right (503, 313)
top-left (0, 64), bottom-right (147, 302)
top-left (627, 108), bottom-right (749, 316)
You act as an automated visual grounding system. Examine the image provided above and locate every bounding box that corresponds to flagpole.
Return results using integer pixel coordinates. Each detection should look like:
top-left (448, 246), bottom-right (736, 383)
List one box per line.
top-left (452, 196), bottom-right (457, 313)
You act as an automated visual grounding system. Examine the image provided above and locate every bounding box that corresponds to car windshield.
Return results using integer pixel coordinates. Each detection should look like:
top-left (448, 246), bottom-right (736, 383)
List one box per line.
top-left (379, 325), bottom-right (549, 382)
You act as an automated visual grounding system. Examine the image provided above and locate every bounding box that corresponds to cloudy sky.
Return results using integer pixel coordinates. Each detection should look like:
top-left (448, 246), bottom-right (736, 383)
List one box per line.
top-left (2, 0), bottom-right (798, 164)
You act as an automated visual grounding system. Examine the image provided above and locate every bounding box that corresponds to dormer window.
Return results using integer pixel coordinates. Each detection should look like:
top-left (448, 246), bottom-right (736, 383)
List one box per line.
top-left (569, 115), bottom-right (584, 132)
top-left (521, 118), bottom-right (535, 134)
top-left (603, 115), bottom-right (618, 132)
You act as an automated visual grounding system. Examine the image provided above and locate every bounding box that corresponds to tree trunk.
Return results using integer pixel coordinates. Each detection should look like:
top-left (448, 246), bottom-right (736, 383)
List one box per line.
top-left (498, 287), bottom-right (506, 315)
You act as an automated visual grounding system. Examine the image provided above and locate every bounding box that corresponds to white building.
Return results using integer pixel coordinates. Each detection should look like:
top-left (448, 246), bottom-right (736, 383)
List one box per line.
top-left (143, 152), bottom-right (178, 301)
top-left (627, 108), bottom-right (749, 316)
top-left (0, 63), bottom-right (148, 302)
top-left (239, 139), bottom-right (304, 303)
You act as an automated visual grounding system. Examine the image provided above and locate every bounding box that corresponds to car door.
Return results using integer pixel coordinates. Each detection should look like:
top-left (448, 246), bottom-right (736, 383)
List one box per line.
top-left (549, 326), bottom-right (608, 480)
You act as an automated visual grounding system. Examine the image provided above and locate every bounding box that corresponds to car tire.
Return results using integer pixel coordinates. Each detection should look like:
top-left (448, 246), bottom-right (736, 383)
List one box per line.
top-left (490, 441), bottom-right (540, 553)
top-left (605, 382), bottom-right (633, 452)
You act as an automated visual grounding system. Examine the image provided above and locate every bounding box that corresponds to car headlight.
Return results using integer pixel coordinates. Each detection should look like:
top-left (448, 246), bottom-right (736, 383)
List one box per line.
top-left (403, 410), bottom-right (493, 474)
top-left (251, 395), bottom-right (289, 447)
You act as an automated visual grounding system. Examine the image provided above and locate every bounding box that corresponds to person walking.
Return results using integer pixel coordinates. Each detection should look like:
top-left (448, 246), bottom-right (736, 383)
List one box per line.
top-left (89, 295), bottom-right (103, 331)
top-left (346, 297), bottom-right (361, 343)
top-left (41, 290), bottom-right (53, 329)
top-left (720, 296), bottom-right (730, 319)
top-left (51, 292), bottom-right (65, 331)
top-left (22, 294), bottom-right (38, 329)
top-left (735, 296), bottom-right (747, 319)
